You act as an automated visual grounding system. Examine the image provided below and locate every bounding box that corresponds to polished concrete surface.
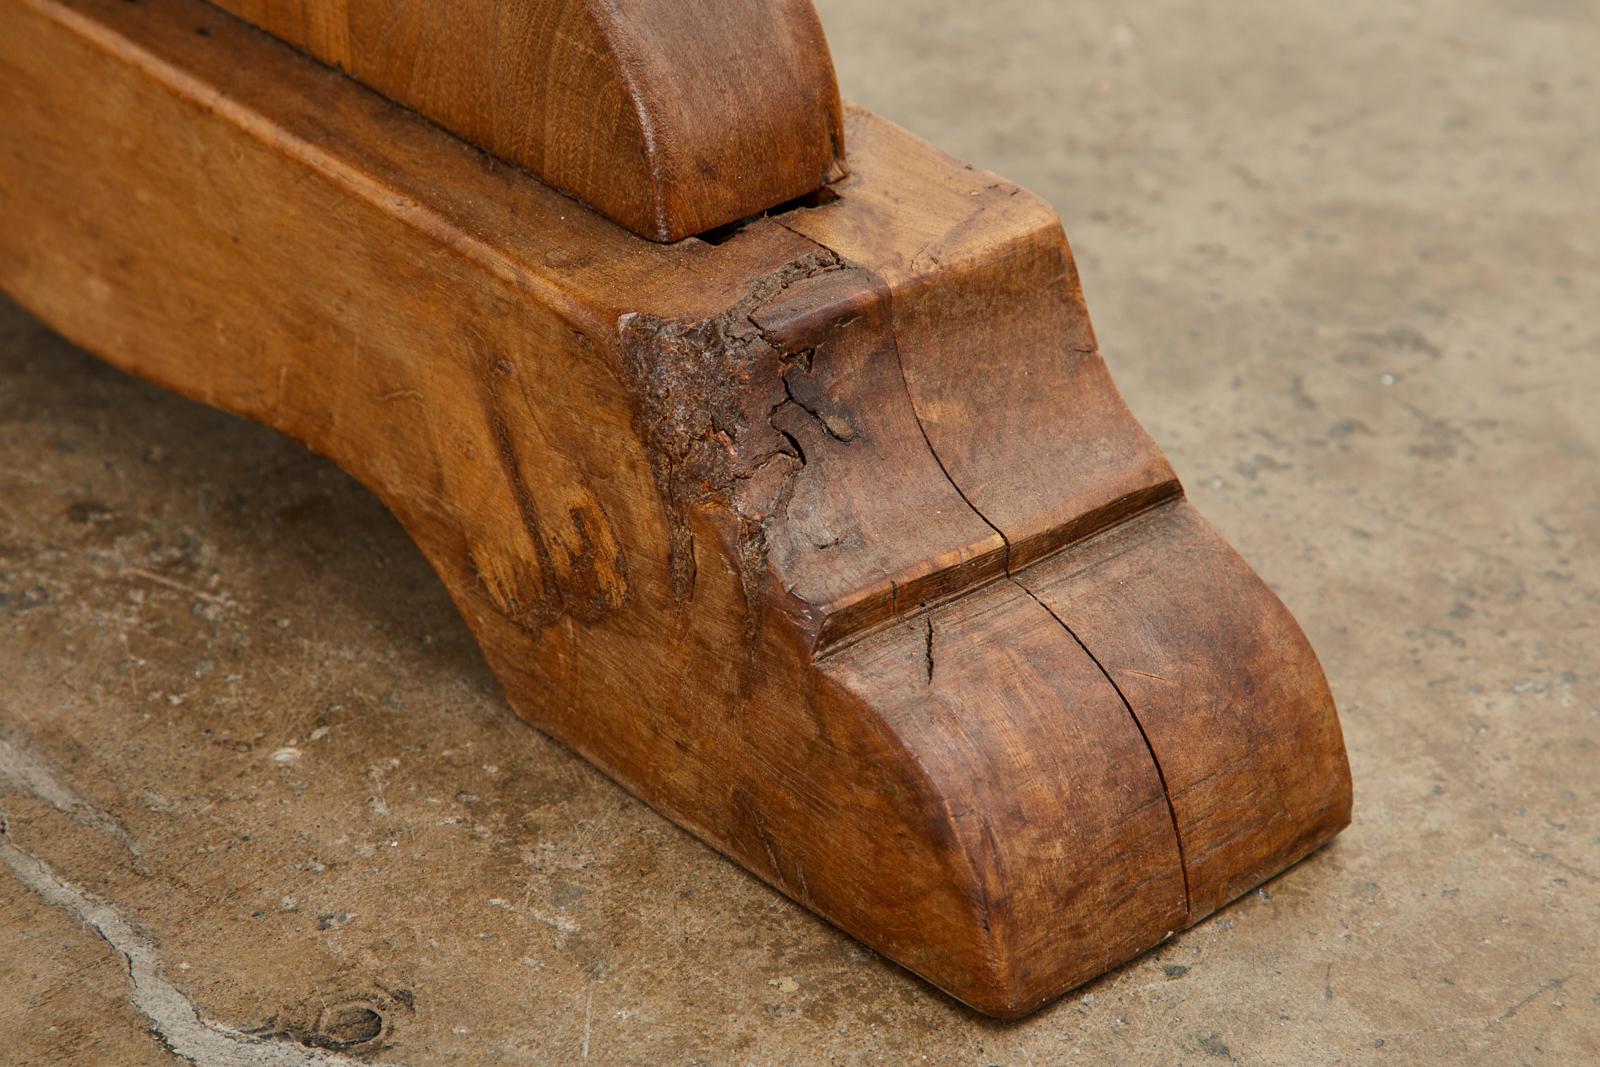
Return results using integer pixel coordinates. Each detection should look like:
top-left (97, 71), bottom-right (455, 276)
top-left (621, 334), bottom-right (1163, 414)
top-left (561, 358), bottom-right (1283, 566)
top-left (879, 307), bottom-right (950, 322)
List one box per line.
top-left (2, 0), bottom-right (1596, 1062)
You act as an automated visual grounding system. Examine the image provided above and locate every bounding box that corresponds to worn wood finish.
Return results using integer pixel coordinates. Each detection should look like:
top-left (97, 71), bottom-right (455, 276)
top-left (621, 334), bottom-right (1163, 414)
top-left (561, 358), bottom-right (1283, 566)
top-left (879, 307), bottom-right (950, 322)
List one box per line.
top-left (0, 0), bottom-right (1352, 1017)
top-left (203, 0), bottom-right (847, 241)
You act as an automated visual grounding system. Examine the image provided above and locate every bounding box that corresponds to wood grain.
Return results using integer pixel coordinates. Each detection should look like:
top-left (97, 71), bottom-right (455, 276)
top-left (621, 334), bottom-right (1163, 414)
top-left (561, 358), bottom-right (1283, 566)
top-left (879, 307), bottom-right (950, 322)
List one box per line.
top-left (203, 0), bottom-right (847, 241)
top-left (0, 0), bottom-right (1351, 1017)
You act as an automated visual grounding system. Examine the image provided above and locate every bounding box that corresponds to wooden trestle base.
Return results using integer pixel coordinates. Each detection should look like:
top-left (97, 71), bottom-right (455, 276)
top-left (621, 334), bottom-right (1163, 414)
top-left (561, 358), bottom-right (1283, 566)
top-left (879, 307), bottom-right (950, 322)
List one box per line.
top-left (0, 0), bottom-right (1351, 1017)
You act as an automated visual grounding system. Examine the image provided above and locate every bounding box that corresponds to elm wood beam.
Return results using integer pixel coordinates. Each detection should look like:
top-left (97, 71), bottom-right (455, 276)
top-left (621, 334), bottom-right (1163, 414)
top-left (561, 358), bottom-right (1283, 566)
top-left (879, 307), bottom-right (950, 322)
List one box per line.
top-left (0, 0), bottom-right (1352, 1017)
top-left (202, 0), bottom-right (847, 241)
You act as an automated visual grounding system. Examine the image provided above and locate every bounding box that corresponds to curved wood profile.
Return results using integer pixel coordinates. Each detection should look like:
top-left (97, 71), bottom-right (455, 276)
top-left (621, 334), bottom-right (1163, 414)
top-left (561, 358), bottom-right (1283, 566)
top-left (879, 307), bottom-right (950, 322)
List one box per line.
top-left (204, 0), bottom-right (847, 241)
top-left (0, 0), bottom-right (1352, 1017)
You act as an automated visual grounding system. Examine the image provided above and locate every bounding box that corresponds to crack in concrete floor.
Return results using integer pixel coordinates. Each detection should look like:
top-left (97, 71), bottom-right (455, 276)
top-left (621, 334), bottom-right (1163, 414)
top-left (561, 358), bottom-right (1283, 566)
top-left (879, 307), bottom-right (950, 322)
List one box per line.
top-left (0, 737), bottom-right (380, 1067)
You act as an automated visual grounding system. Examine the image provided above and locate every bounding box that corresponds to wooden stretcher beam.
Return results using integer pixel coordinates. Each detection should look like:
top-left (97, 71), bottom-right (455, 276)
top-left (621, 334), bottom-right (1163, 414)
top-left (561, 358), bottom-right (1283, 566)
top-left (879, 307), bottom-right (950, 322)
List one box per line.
top-left (0, 0), bottom-right (1351, 1017)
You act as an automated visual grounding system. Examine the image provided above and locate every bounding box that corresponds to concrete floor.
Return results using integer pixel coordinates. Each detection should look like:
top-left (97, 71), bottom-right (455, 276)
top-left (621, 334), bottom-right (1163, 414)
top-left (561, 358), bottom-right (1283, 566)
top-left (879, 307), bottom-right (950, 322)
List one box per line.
top-left (2, 0), bottom-right (1597, 1063)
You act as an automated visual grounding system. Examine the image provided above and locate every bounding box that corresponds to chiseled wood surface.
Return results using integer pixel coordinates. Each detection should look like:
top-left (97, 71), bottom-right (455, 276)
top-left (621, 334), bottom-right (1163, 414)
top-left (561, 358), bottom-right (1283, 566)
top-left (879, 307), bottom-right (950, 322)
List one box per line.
top-left (0, 0), bottom-right (1348, 1022)
top-left (205, 0), bottom-right (846, 241)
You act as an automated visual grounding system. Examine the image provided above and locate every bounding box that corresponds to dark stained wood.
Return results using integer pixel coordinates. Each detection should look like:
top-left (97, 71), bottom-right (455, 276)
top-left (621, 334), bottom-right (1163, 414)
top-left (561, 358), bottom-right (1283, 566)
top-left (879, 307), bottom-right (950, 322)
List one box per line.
top-left (0, 0), bottom-right (1351, 1017)
top-left (203, 0), bottom-right (847, 241)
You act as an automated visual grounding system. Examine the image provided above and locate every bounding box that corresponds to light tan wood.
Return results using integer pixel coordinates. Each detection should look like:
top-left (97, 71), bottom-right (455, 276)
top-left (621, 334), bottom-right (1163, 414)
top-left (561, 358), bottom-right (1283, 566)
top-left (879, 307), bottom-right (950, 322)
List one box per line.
top-left (0, 0), bottom-right (1351, 1017)
top-left (204, 0), bottom-right (847, 241)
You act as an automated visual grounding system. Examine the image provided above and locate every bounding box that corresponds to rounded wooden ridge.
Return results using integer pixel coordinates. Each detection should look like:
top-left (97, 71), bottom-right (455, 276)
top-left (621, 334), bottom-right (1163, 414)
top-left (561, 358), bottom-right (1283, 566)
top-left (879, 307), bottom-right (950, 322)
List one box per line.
top-left (206, 0), bottom-right (847, 241)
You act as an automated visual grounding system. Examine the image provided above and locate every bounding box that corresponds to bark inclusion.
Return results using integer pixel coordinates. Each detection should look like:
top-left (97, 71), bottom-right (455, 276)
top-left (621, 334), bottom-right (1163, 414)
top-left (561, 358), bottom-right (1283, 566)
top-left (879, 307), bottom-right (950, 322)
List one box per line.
top-left (618, 251), bottom-right (853, 616)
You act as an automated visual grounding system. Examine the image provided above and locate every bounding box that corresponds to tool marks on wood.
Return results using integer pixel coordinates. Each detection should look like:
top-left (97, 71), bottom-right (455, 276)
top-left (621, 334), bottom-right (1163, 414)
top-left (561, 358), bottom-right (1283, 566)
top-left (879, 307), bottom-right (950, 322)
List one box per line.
top-left (426, 369), bottom-right (629, 635)
top-left (478, 354), bottom-right (629, 631)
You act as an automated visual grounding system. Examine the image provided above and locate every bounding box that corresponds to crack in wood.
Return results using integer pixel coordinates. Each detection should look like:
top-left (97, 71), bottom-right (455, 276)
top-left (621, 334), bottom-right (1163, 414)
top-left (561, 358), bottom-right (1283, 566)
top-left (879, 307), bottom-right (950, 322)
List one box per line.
top-left (1014, 580), bottom-right (1195, 922)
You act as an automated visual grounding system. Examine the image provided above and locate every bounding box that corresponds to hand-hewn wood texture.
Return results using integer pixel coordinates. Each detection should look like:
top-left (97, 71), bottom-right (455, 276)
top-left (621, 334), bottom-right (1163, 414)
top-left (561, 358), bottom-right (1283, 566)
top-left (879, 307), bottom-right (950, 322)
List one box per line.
top-left (0, 0), bottom-right (1352, 1017)
top-left (202, 0), bottom-right (846, 241)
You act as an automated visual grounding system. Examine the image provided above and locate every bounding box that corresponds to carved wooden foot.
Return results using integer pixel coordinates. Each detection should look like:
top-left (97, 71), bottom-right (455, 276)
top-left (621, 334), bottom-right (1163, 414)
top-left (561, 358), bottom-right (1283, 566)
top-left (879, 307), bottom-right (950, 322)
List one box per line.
top-left (0, 0), bottom-right (1351, 1016)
